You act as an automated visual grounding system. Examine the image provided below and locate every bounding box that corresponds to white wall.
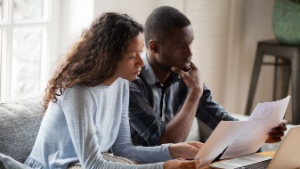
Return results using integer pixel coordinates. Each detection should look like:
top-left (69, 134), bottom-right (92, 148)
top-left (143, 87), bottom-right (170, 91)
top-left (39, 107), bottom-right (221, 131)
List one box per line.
top-left (56, 0), bottom-right (94, 69)
top-left (92, 0), bottom-right (186, 23)
top-left (224, 0), bottom-right (291, 121)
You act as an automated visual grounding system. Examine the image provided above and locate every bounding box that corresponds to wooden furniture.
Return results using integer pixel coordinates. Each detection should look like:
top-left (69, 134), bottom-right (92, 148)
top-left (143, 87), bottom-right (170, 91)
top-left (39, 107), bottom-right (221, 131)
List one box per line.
top-left (245, 40), bottom-right (300, 124)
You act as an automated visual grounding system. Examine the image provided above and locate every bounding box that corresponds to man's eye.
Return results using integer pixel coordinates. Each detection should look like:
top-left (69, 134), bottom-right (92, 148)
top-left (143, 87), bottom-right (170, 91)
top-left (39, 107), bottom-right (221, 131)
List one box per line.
top-left (178, 44), bottom-right (186, 48)
top-left (178, 44), bottom-right (191, 48)
top-left (129, 56), bottom-right (136, 59)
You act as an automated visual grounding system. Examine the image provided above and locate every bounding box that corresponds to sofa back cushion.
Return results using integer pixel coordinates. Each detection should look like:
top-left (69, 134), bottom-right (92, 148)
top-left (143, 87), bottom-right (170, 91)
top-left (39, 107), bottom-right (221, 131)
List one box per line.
top-left (0, 97), bottom-right (43, 163)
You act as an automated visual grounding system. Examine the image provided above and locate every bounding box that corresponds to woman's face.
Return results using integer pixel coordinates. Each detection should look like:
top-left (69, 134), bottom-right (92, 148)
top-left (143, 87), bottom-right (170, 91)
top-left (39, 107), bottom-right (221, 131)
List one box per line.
top-left (115, 32), bottom-right (145, 81)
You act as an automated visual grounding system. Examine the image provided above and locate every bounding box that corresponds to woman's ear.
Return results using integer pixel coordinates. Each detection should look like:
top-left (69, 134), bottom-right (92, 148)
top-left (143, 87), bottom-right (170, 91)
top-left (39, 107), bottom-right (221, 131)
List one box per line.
top-left (149, 40), bottom-right (159, 53)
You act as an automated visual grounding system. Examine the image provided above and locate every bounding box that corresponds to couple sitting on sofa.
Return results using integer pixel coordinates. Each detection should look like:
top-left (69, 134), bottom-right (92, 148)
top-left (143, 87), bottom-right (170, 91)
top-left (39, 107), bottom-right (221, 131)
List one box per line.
top-left (0, 6), bottom-right (287, 169)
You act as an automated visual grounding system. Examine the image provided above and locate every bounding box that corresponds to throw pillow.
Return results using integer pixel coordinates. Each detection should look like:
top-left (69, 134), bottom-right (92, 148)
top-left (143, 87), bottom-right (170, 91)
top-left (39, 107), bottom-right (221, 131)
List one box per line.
top-left (0, 96), bottom-right (43, 162)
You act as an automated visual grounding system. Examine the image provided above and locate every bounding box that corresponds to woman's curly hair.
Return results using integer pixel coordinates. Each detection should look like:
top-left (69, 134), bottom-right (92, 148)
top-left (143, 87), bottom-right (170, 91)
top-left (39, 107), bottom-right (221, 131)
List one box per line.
top-left (43, 12), bottom-right (143, 110)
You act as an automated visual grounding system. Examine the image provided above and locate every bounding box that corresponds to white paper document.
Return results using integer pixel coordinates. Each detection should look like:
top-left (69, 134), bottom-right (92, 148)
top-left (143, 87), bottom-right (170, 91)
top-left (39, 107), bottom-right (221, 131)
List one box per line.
top-left (194, 96), bottom-right (290, 167)
top-left (221, 95), bottom-right (290, 159)
top-left (194, 121), bottom-right (246, 166)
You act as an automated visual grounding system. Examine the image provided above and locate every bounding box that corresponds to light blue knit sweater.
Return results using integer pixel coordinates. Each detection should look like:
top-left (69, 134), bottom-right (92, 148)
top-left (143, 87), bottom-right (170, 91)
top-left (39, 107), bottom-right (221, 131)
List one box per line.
top-left (25, 78), bottom-right (171, 169)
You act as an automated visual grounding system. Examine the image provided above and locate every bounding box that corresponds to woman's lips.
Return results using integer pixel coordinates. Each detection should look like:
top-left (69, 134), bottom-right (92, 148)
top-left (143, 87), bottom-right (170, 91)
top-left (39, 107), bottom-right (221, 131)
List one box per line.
top-left (134, 69), bottom-right (141, 75)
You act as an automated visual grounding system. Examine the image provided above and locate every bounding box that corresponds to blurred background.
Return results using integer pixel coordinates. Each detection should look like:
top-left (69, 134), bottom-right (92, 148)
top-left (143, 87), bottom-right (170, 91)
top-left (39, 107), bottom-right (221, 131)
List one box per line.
top-left (0, 0), bottom-right (291, 120)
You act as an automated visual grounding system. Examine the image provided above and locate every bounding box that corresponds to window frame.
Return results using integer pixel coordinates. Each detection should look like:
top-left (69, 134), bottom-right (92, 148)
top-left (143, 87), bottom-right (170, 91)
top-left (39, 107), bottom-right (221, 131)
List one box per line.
top-left (0, 0), bottom-right (59, 101)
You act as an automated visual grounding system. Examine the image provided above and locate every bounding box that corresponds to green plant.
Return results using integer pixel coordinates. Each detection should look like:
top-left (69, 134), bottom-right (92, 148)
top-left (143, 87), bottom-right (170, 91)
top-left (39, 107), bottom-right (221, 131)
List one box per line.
top-left (272, 0), bottom-right (300, 45)
top-left (290, 0), bottom-right (300, 4)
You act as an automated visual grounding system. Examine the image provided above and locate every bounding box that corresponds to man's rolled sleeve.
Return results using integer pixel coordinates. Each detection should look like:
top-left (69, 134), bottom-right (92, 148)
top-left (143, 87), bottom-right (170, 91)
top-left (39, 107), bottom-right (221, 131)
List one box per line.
top-left (196, 85), bottom-right (238, 130)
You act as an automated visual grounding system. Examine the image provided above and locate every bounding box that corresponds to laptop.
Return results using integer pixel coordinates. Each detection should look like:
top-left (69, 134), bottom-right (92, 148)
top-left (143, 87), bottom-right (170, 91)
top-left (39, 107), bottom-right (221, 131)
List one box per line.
top-left (209, 125), bottom-right (300, 169)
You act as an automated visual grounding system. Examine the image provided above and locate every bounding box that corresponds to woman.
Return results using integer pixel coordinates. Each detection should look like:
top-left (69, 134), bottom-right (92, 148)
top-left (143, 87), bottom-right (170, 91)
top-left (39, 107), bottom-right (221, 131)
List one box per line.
top-left (24, 12), bottom-right (202, 169)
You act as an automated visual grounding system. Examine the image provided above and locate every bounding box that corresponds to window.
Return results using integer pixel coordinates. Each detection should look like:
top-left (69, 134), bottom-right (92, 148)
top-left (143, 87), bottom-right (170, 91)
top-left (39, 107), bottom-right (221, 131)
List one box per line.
top-left (0, 0), bottom-right (58, 101)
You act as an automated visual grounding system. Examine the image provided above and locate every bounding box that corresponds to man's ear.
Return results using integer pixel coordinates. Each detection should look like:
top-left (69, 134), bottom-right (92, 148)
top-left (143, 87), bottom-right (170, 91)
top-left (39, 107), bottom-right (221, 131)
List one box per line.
top-left (149, 40), bottom-right (159, 53)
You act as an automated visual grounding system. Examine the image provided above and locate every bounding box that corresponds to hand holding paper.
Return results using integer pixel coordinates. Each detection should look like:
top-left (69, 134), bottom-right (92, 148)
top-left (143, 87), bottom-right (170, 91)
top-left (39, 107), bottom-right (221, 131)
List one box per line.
top-left (221, 95), bottom-right (290, 159)
top-left (194, 96), bottom-right (290, 167)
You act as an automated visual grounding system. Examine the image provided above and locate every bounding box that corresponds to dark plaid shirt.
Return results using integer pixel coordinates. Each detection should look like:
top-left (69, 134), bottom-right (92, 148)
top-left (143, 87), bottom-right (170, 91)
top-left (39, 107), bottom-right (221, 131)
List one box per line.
top-left (129, 53), bottom-right (237, 146)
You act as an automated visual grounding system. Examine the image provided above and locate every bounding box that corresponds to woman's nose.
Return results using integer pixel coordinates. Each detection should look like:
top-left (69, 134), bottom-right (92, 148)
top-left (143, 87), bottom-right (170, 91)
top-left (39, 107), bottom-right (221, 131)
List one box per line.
top-left (137, 54), bottom-right (144, 67)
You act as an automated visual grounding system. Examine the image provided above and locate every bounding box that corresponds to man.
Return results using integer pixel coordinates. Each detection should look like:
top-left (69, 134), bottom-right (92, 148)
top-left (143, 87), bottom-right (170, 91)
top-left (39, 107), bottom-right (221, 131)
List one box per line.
top-left (129, 6), bottom-right (286, 146)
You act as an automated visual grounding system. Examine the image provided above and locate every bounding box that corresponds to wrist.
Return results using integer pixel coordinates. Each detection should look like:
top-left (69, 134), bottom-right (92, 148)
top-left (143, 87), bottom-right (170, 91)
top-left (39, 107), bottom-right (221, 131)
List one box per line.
top-left (168, 144), bottom-right (176, 158)
top-left (189, 86), bottom-right (202, 99)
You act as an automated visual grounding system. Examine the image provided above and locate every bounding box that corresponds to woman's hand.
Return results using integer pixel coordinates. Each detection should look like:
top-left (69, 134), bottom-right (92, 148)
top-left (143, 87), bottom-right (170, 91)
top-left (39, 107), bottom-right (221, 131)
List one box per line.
top-left (169, 141), bottom-right (203, 160)
top-left (164, 158), bottom-right (202, 169)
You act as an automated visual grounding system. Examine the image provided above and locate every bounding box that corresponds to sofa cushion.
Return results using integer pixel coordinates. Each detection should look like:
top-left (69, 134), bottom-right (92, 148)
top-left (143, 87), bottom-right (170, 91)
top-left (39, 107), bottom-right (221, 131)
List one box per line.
top-left (0, 96), bottom-right (43, 163)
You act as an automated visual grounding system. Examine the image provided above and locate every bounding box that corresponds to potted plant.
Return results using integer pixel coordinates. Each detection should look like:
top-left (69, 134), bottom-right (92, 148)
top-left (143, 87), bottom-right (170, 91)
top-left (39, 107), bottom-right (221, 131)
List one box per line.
top-left (273, 0), bottom-right (300, 45)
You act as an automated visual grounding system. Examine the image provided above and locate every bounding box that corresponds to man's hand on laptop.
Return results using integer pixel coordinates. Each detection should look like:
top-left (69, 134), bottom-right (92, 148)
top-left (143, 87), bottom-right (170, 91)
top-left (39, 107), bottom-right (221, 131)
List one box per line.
top-left (265, 119), bottom-right (288, 143)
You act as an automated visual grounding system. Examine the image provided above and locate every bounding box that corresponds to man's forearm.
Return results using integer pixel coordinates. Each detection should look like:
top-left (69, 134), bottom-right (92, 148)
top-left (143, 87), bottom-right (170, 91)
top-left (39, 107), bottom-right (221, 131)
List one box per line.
top-left (159, 87), bottom-right (202, 144)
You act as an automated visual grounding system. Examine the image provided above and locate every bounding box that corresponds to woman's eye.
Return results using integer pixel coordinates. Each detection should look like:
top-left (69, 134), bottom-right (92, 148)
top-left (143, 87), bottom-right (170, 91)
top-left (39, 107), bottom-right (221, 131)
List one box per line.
top-left (129, 56), bottom-right (136, 59)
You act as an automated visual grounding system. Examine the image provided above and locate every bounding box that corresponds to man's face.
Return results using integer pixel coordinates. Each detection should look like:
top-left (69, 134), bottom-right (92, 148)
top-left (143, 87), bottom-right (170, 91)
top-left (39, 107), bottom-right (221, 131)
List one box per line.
top-left (157, 25), bottom-right (194, 71)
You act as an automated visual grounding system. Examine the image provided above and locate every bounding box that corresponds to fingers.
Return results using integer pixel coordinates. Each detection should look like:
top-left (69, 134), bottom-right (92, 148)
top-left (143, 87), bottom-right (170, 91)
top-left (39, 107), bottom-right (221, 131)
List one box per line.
top-left (188, 146), bottom-right (200, 157)
top-left (187, 141), bottom-right (204, 149)
top-left (280, 119), bottom-right (288, 127)
top-left (181, 160), bottom-right (197, 168)
top-left (265, 137), bottom-right (282, 143)
top-left (171, 62), bottom-right (197, 74)
top-left (169, 142), bottom-right (203, 160)
top-left (270, 127), bottom-right (286, 133)
top-left (265, 121), bottom-right (288, 143)
top-left (267, 132), bottom-right (284, 144)
top-left (164, 159), bottom-right (199, 169)
top-left (278, 119), bottom-right (288, 128)
top-left (195, 158), bottom-right (203, 168)
top-left (186, 142), bottom-right (203, 159)
top-left (270, 120), bottom-right (288, 133)
top-left (270, 123), bottom-right (287, 133)
top-left (171, 62), bottom-right (202, 91)
top-left (178, 160), bottom-right (198, 168)
top-left (171, 66), bottom-right (185, 76)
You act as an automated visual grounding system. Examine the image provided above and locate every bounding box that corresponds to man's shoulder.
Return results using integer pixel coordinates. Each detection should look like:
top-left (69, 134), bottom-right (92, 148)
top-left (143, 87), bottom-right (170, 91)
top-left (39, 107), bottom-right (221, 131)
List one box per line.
top-left (130, 77), bottom-right (147, 90)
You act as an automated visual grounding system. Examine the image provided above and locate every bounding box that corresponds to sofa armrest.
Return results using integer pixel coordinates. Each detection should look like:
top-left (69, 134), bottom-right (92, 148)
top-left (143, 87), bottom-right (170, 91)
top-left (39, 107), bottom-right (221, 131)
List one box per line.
top-left (0, 96), bottom-right (43, 163)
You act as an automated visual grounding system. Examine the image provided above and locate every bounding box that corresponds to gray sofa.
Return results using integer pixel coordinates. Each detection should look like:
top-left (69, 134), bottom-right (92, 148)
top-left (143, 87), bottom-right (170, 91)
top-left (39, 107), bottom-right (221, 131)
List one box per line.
top-left (0, 96), bottom-right (138, 168)
top-left (0, 96), bottom-right (43, 163)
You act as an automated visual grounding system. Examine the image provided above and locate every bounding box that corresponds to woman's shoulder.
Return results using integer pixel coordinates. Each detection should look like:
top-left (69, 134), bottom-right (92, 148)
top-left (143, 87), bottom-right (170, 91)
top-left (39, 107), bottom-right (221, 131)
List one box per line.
top-left (61, 79), bottom-right (128, 99)
top-left (61, 85), bottom-right (96, 103)
top-left (64, 85), bottom-right (90, 95)
top-left (117, 78), bottom-right (129, 88)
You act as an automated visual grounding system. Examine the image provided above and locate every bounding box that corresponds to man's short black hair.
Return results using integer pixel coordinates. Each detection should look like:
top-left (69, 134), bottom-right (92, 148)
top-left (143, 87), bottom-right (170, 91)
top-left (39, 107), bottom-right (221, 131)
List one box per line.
top-left (144, 6), bottom-right (191, 48)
